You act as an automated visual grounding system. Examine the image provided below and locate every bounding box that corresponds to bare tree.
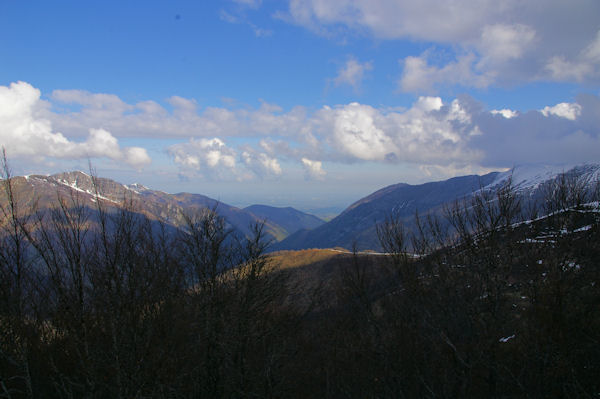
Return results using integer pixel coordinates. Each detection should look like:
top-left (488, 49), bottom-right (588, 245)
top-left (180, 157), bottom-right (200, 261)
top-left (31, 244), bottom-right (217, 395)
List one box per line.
top-left (0, 150), bottom-right (36, 399)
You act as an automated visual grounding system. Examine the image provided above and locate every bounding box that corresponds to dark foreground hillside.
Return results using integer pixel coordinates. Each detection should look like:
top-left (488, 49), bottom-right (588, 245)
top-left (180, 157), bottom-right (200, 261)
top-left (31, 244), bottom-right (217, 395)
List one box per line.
top-left (1, 161), bottom-right (599, 398)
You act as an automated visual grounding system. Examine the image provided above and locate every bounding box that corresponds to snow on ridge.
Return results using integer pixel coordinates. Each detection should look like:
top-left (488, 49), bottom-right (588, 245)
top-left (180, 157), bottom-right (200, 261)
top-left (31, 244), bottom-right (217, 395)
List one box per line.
top-left (125, 182), bottom-right (149, 194)
top-left (124, 184), bottom-right (140, 194)
top-left (486, 163), bottom-right (600, 192)
top-left (71, 170), bottom-right (91, 178)
top-left (55, 177), bottom-right (118, 204)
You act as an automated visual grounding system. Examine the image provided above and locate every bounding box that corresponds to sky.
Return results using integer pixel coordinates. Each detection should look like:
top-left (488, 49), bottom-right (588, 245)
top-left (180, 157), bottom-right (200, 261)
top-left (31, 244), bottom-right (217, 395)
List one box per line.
top-left (1, 0), bottom-right (599, 213)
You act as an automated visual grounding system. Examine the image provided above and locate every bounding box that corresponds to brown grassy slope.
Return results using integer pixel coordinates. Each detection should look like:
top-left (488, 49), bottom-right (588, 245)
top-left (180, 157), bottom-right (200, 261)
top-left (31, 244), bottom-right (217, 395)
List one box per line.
top-left (268, 249), bottom-right (390, 311)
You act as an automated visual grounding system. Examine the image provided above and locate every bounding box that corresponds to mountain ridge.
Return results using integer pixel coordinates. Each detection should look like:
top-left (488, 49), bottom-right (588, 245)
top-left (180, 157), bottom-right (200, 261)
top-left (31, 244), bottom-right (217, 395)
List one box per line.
top-left (7, 163), bottom-right (599, 251)
top-left (273, 163), bottom-right (600, 252)
top-left (5, 171), bottom-right (322, 243)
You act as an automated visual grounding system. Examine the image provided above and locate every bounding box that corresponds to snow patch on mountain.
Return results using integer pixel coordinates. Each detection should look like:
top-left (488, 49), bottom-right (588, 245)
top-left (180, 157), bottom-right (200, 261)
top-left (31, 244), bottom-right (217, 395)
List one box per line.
top-left (486, 163), bottom-right (600, 192)
top-left (125, 183), bottom-right (150, 194)
top-left (55, 177), bottom-right (118, 204)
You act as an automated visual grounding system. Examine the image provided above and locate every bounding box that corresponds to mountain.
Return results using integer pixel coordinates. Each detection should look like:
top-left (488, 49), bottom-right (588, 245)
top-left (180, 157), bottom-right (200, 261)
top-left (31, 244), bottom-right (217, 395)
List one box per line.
top-left (244, 205), bottom-right (325, 241)
top-left (4, 171), bottom-right (316, 243)
top-left (273, 172), bottom-right (499, 251)
top-left (273, 163), bottom-right (600, 252)
top-left (6, 163), bottom-right (598, 252)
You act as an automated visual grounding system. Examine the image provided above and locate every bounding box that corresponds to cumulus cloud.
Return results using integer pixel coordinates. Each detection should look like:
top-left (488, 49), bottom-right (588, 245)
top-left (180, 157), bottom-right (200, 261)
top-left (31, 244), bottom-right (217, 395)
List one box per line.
top-left (163, 96), bottom-right (488, 179)
top-left (283, 0), bottom-right (600, 88)
top-left (242, 150), bottom-right (283, 178)
top-left (46, 92), bottom-right (308, 140)
top-left (0, 82), bottom-right (150, 169)
top-left (491, 109), bottom-right (518, 119)
top-left (168, 138), bottom-right (236, 172)
top-left (414, 96), bottom-right (443, 112)
top-left (322, 103), bottom-right (396, 161)
top-left (312, 97), bottom-right (481, 165)
top-left (301, 158), bottom-right (326, 180)
top-left (168, 138), bottom-right (284, 181)
top-left (333, 57), bottom-right (373, 90)
top-left (540, 102), bottom-right (582, 120)
top-left (308, 94), bottom-right (599, 169)
top-left (17, 81), bottom-right (600, 181)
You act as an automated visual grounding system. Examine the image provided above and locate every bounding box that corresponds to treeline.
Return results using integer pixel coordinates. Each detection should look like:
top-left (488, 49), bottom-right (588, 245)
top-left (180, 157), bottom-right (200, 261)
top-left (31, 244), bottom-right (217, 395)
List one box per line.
top-left (1, 156), bottom-right (599, 398)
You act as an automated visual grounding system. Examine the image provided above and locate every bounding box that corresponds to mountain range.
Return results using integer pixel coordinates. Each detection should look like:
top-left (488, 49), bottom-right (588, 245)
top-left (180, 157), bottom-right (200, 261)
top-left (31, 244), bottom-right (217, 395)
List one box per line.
top-left (272, 163), bottom-right (600, 251)
top-left (5, 171), bottom-right (324, 243)
top-left (3, 163), bottom-right (598, 251)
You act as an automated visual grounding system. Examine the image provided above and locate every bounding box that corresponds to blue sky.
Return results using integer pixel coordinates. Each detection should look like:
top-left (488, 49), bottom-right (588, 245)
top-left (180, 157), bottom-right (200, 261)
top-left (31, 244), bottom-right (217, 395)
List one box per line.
top-left (1, 0), bottom-right (599, 212)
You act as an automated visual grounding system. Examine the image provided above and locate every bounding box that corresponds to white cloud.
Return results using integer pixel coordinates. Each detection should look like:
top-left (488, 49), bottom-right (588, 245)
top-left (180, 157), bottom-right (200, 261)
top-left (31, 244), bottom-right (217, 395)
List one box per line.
top-left (333, 57), bottom-right (372, 90)
top-left (399, 52), bottom-right (492, 93)
top-left (242, 150), bottom-right (283, 177)
top-left (301, 158), bottom-right (326, 180)
top-left (168, 138), bottom-right (237, 172)
top-left (168, 138), bottom-right (283, 181)
top-left (39, 82), bottom-right (485, 171)
top-left (122, 147), bottom-right (152, 169)
top-left (161, 96), bottom-right (489, 179)
top-left (491, 109), bottom-right (518, 119)
top-left (312, 94), bottom-right (600, 169)
top-left (312, 97), bottom-right (481, 165)
top-left (415, 96), bottom-right (443, 112)
top-left (46, 91), bottom-right (308, 140)
top-left (0, 82), bottom-right (150, 169)
top-left (17, 81), bottom-right (600, 181)
top-left (540, 102), bottom-right (582, 120)
top-left (324, 102), bottom-right (396, 161)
